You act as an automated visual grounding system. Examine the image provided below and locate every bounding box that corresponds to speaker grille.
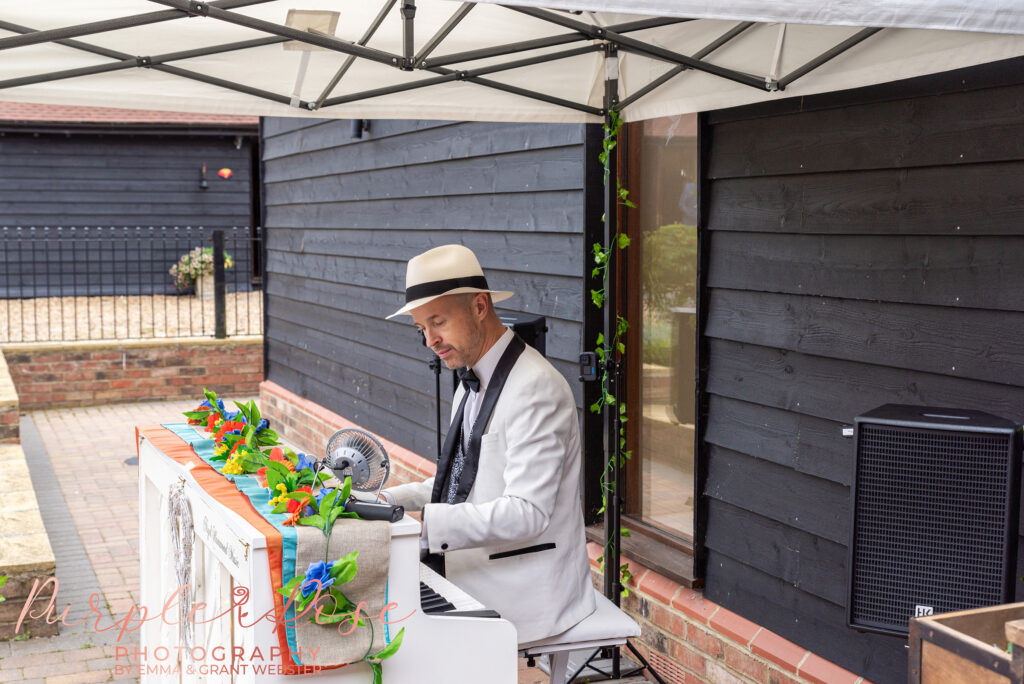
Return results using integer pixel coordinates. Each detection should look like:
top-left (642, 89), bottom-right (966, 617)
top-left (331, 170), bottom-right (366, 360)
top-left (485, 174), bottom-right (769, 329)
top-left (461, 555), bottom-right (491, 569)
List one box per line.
top-left (850, 422), bottom-right (1014, 633)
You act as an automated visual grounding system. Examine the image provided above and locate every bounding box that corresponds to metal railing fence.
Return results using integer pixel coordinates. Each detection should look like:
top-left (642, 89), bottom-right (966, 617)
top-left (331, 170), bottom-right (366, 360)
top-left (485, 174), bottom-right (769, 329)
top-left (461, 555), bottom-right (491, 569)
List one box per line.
top-left (0, 225), bottom-right (262, 342)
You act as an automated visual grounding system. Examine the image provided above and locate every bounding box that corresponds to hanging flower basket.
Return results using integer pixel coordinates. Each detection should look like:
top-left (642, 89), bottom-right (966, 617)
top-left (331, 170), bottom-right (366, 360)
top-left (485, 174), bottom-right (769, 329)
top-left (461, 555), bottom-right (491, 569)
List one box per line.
top-left (196, 272), bottom-right (215, 300)
top-left (169, 246), bottom-right (233, 296)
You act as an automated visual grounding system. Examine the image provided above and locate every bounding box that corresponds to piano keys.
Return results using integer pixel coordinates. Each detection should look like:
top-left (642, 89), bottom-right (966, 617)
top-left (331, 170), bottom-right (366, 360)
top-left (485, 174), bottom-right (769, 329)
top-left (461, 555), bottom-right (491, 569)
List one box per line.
top-left (138, 428), bottom-right (518, 683)
top-left (419, 564), bottom-right (501, 619)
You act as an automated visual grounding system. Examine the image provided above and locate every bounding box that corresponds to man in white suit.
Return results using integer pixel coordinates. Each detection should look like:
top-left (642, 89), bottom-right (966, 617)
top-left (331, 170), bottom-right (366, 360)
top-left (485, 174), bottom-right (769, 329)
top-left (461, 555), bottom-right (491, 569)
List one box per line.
top-left (382, 244), bottom-right (596, 645)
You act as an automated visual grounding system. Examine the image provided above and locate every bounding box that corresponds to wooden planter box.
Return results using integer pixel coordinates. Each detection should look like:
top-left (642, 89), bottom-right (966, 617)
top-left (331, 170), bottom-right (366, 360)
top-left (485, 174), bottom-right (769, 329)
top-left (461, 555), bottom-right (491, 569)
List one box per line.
top-left (909, 603), bottom-right (1024, 683)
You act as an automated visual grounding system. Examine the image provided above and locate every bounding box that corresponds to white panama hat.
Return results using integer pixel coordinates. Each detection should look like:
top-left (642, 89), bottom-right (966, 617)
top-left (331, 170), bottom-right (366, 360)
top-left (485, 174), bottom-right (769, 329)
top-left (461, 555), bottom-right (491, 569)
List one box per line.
top-left (387, 244), bottom-right (514, 319)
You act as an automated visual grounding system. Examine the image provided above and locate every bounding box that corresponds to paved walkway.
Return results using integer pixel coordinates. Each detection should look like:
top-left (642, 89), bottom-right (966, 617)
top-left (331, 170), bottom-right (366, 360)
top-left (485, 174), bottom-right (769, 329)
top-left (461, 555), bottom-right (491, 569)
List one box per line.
top-left (2, 400), bottom-right (199, 684)
top-left (2, 399), bottom-right (558, 684)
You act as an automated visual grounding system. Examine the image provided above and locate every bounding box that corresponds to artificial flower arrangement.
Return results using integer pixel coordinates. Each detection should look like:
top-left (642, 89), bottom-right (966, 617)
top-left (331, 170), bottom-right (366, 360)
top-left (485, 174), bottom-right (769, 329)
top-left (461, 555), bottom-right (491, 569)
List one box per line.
top-left (169, 246), bottom-right (234, 292)
top-left (183, 389), bottom-right (403, 683)
top-left (276, 475), bottom-right (405, 683)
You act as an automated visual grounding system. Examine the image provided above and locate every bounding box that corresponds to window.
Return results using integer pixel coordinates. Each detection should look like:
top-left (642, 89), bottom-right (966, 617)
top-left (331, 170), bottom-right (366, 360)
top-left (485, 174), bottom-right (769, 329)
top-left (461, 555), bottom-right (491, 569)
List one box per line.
top-left (624, 114), bottom-right (699, 545)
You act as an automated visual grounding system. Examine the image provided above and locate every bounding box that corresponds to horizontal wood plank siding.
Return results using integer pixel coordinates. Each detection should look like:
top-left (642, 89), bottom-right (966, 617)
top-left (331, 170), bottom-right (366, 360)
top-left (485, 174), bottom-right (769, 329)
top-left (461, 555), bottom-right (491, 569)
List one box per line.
top-left (0, 132), bottom-right (253, 228)
top-left (702, 63), bottom-right (1024, 684)
top-left (0, 131), bottom-right (256, 296)
top-left (262, 118), bottom-right (586, 459)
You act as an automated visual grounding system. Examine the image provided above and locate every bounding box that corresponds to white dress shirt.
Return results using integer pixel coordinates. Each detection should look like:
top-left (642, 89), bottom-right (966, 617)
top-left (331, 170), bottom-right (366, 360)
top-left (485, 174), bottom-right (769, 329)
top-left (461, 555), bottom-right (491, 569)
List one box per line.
top-left (461, 327), bottom-right (513, 450)
top-left (388, 327), bottom-right (514, 556)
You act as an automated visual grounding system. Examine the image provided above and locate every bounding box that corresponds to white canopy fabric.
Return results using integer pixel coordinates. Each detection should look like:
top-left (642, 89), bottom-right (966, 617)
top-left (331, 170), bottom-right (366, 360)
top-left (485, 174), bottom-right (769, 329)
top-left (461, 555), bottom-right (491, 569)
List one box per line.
top-left (1, 0), bottom-right (1023, 123)
top-left (477, 1), bottom-right (1024, 35)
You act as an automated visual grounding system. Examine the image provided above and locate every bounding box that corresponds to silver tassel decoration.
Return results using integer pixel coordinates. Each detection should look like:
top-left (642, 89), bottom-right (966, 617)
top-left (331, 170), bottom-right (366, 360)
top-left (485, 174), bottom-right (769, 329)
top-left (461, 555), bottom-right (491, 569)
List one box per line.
top-left (168, 480), bottom-right (194, 654)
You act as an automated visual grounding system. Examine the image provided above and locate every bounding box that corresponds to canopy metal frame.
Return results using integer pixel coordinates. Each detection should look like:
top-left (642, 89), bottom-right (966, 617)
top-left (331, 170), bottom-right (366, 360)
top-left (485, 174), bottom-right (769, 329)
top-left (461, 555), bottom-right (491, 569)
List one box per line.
top-left (0, 0), bottom-right (885, 116)
top-left (0, 3), bottom-right (889, 680)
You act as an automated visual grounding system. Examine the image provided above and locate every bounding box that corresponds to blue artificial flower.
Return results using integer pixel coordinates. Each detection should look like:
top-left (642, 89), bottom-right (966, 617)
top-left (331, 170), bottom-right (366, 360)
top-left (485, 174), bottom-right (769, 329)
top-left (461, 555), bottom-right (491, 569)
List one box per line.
top-left (216, 398), bottom-right (225, 412)
top-left (315, 488), bottom-right (336, 507)
top-left (301, 560), bottom-right (335, 597)
top-left (224, 409), bottom-right (240, 421)
top-left (199, 399), bottom-right (212, 409)
top-left (296, 452), bottom-right (315, 471)
top-left (229, 429), bottom-right (242, 435)
top-left (257, 418), bottom-right (269, 431)
top-left (304, 505), bottom-right (316, 517)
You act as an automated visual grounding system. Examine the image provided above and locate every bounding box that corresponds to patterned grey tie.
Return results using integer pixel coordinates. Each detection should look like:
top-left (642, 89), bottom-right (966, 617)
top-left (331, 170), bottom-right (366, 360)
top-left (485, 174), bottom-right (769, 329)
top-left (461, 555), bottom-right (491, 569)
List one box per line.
top-left (446, 422), bottom-right (466, 505)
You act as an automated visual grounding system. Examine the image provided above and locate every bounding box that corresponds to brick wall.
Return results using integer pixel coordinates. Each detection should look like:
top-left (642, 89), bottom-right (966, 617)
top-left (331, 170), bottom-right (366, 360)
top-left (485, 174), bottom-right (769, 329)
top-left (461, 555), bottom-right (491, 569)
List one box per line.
top-left (3, 336), bottom-right (263, 410)
top-left (588, 551), bottom-right (872, 684)
top-left (259, 380), bottom-right (435, 484)
top-left (259, 380), bottom-right (873, 684)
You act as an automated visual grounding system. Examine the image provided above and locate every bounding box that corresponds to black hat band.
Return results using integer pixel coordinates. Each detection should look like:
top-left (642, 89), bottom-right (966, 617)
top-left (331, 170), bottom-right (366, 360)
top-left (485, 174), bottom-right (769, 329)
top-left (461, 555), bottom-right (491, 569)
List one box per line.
top-left (405, 275), bottom-right (489, 303)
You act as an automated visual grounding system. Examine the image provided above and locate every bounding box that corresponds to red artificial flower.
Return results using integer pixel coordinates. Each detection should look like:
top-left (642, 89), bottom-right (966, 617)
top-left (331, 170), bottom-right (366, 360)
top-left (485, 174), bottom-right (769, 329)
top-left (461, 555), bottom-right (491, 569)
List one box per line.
top-left (267, 446), bottom-right (295, 472)
top-left (290, 485), bottom-right (309, 507)
top-left (205, 414), bottom-right (218, 432)
top-left (257, 466), bottom-right (268, 489)
top-left (187, 405), bottom-right (209, 425)
top-left (286, 486), bottom-right (313, 513)
top-left (213, 420), bottom-right (246, 443)
top-left (282, 486), bottom-right (313, 526)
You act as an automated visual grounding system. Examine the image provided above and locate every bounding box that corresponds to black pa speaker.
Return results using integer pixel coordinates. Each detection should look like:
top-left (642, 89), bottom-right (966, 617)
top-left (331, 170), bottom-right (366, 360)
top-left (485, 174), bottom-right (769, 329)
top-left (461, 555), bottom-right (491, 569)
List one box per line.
top-left (444, 313), bottom-right (548, 392)
top-left (498, 313), bottom-right (547, 357)
top-left (848, 404), bottom-right (1022, 635)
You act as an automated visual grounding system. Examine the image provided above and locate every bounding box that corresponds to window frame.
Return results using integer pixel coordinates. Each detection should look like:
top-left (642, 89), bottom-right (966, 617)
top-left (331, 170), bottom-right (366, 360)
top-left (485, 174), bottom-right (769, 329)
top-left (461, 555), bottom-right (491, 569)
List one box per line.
top-left (615, 114), bottom-right (708, 586)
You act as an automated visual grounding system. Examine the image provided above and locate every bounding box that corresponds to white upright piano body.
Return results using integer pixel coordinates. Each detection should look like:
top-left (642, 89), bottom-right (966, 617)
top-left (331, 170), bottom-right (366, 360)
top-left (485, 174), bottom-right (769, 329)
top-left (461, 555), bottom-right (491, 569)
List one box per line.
top-left (138, 430), bottom-right (518, 683)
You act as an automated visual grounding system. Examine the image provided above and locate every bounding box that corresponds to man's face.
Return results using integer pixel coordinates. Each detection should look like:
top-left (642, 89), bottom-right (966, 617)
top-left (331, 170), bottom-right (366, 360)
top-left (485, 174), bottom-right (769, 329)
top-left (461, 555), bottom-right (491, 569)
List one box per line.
top-left (412, 294), bottom-right (485, 370)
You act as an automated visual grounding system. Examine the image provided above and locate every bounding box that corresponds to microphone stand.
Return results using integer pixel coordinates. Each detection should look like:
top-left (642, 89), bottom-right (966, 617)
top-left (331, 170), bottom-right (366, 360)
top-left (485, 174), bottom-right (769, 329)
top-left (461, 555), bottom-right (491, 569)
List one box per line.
top-left (430, 356), bottom-right (442, 459)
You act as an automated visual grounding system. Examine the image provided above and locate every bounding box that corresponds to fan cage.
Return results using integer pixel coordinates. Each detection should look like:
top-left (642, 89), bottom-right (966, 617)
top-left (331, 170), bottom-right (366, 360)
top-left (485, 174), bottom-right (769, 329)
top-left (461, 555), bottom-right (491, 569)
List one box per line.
top-left (325, 427), bottom-right (390, 492)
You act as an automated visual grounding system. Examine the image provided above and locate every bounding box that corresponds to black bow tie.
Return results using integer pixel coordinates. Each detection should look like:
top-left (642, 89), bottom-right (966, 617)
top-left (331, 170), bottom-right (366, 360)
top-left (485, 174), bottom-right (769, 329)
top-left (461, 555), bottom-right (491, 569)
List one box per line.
top-left (459, 368), bottom-right (480, 393)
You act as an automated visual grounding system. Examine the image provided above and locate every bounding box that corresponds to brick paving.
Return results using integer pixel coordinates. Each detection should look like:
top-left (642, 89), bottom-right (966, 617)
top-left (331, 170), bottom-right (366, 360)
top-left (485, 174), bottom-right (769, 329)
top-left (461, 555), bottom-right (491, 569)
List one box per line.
top-left (2, 399), bottom-right (199, 684)
top-left (4, 398), bottom-right (560, 683)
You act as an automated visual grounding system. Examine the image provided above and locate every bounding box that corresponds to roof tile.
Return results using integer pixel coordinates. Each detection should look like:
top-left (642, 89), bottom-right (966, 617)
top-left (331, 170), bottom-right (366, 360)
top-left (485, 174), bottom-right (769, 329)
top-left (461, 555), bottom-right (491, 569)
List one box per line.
top-left (0, 101), bottom-right (258, 126)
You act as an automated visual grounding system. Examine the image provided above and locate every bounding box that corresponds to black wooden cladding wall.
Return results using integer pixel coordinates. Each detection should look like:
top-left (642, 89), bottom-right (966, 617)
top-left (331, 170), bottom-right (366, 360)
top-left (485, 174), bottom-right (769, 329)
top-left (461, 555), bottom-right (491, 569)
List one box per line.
top-left (262, 118), bottom-right (586, 459)
top-left (0, 131), bottom-right (256, 296)
top-left (0, 131), bottom-right (253, 228)
top-left (701, 59), bottom-right (1024, 684)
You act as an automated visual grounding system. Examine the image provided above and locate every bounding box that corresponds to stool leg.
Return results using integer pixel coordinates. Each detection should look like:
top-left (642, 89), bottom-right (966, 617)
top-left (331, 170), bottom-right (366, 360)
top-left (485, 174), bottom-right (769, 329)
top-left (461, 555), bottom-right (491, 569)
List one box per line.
top-left (548, 651), bottom-right (571, 684)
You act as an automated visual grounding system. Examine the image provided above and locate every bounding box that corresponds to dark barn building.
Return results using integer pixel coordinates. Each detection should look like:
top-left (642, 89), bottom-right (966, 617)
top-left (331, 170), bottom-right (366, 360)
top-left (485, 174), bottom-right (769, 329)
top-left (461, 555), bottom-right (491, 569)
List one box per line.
top-left (259, 56), bottom-right (1024, 684)
top-left (0, 102), bottom-right (259, 296)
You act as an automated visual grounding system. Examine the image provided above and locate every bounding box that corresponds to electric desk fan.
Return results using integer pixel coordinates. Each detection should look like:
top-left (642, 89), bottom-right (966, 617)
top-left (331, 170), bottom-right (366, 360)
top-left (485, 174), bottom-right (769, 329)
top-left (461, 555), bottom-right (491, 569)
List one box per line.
top-left (325, 428), bottom-right (405, 522)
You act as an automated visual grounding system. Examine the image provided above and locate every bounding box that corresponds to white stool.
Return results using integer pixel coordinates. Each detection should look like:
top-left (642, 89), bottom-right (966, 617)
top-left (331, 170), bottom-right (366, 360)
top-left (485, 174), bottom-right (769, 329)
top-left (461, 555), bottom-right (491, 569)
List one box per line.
top-left (518, 588), bottom-right (641, 684)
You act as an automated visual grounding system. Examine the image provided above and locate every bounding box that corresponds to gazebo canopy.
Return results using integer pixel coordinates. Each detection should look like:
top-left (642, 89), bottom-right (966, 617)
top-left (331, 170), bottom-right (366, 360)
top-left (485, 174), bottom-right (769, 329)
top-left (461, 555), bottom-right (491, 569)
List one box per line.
top-left (2, 1), bottom-right (1024, 123)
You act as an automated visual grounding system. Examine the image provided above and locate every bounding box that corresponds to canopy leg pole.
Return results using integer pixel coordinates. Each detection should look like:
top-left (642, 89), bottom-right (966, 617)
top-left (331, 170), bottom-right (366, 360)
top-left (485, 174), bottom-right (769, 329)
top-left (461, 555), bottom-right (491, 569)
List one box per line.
top-left (598, 46), bottom-right (669, 684)
top-left (401, 0), bottom-right (416, 67)
top-left (601, 45), bottom-right (623, 681)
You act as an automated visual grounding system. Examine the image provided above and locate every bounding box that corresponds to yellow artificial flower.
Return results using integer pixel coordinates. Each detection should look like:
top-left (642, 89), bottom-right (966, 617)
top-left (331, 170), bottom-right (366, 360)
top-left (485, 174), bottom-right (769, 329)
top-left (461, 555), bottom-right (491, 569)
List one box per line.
top-left (222, 458), bottom-right (244, 475)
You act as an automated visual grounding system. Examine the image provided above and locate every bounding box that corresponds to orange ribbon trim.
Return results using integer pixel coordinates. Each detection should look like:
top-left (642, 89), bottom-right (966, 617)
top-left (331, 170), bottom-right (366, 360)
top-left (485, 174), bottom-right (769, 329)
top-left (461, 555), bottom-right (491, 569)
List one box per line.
top-left (136, 424), bottom-right (310, 674)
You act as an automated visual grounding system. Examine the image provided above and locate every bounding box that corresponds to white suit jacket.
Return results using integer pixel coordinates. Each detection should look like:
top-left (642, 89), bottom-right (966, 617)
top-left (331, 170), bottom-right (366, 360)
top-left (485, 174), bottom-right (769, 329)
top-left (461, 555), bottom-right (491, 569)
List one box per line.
top-left (385, 340), bottom-right (596, 644)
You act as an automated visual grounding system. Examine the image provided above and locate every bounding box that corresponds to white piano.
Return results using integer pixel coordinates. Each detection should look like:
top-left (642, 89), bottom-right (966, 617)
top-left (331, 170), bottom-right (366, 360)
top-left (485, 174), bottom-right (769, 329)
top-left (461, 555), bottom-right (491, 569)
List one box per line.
top-left (138, 429), bottom-right (518, 683)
